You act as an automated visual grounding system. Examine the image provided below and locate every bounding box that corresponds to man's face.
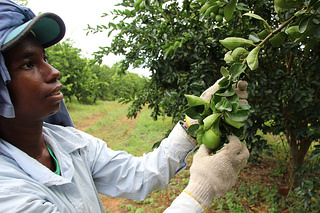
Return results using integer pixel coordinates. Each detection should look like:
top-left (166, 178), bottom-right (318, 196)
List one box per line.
top-left (3, 34), bottom-right (63, 121)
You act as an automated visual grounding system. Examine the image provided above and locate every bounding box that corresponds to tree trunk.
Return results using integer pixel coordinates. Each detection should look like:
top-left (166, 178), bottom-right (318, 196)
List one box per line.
top-left (286, 128), bottom-right (312, 188)
top-left (287, 128), bottom-right (297, 187)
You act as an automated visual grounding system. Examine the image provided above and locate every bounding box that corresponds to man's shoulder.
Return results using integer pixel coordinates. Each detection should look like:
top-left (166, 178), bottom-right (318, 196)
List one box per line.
top-left (43, 123), bottom-right (98, 154)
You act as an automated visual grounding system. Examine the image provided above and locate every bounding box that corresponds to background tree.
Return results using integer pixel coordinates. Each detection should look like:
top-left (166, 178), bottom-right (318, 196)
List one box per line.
top-left (90, 0), bottom-right (228, 120)
top-left (47, 39), bottom-right (88, 102)
top-left (103, 63), bottom-right (149, 101)
top-left (90, 0), bottom-right (320, 194)
top-left (46, 40), bottom-right (148, 103)
top-left (14, 0), bottom-right (27, 5)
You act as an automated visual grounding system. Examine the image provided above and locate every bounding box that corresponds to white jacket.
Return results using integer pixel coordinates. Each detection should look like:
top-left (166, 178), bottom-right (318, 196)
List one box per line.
top-left (0, 122), bottom-right (204, 212)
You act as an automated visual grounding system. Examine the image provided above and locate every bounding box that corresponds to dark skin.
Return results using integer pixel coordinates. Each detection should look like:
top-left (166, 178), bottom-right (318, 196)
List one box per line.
top-left (0, 34), bottom-right (63, 171)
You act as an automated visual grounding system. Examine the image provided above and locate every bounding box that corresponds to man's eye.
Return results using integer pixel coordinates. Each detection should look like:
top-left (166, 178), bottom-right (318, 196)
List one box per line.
top-left (43, 56), bottom-right (48, 63)
top-left (21, 61), bottom-right (34, 69)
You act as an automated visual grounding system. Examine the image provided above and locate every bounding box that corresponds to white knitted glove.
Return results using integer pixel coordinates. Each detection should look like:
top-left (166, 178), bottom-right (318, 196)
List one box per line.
top-left (186, 78), bottom-right (248, 126)
top-left (200, 78), bottom-right (248, 102)
top-left (184, 136), bottom-right (250, 208)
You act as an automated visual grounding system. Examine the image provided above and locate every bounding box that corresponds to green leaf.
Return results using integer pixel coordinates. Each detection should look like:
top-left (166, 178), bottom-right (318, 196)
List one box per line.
top-left (230, 63), bottom-right (247, 80)
top-left (231, 102), bottom-right (240, 111)
top-left (231, 47), bottom-right (249, 61)
top-left (145, 0), bottom-right (150, 9)
top-left (218, 77), bottom-right (231, 89)
top-left (244, 12), bottom-right (271, 30)
top-left (200, 3), bottom-right (211, 17)
top-left (269, 32), bottom-right (286, 47)
top-left (164, 46), bottom-right (173, 60)
top-left (224, 115), bottom-right (245, 128)
top-left (239, 103), bottom-right (251, 110)
top-left (173, 41), bottom-right (180, 49)
top-left (314, 25), bottom-right (320, 38)
top-left (227, 110), bottom-right (250, 122)
top-left (203, 113), bottom-right (221, 130)
top-left (219, 37), bottom-right (254, 50)
top-left (184, 94), bottom-right (209, 107)
top-left (187, 124), bottom-right (199, 137)
top-left (134, 0), bottom-right (143, 9)
top-left (211, 118), bottom-right (221, 137)
top-left (308, 0), bottom-right (319, 8)
top-left (224, 0), bottom-right (237, 21)
top-left (249, 33), bottom-right (261, 43)
top-left (215, 87), bottom-right (235, 97)
top-left (275, 0), bottom-right (304, 9)
top-left (196, 126), bottom-right (204, 145)
top-left (215, 97), bottom-right (233, 112)
top-left (220, 66), bottom-right (229, 77)
top-left (257, 29), bottom-right (270, 39)
top-left (184, 106), bottom-right (203, 120)
top-left (312, 18), bottom-right (320, 25)
top-left (224, 51), bottom-right (234, 64)
top-left (299, 16), bottom-right (311, 33)
top-left (108, 22), bottom-right (117, 29)
top-left (204, 5), bottom-right (219, 18)
top-left (108, 28), bottom-right (116, 37)
top-left (285, 25), bottom-right (302, 38)
top-left (247, 46), bottom-right (261, 71)
top-left (236, 3), bottom-right (250, 11)
top-left (228, 94), bottom-right (240, 104)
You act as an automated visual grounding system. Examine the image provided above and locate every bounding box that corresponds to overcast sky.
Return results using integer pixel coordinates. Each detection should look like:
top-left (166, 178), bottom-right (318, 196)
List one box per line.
top-left (26, 0), bottom-right (150, 77)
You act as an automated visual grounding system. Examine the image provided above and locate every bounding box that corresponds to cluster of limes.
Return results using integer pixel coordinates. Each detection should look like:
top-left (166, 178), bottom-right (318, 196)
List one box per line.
top-left (185, 75), bottom-right (252, 151)
top-left (201, 3), bottom-right (225, 23)
top-left (210, 7), bottom-right (224, 22)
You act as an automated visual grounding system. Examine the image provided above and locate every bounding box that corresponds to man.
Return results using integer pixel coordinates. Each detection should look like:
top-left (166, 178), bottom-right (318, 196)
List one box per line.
top-left (0, 1), bottom-right (249, 212)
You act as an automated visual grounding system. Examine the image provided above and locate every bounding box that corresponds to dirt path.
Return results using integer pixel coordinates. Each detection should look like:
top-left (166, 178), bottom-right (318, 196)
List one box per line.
top-left (75, 112), bottom-right (106, 131)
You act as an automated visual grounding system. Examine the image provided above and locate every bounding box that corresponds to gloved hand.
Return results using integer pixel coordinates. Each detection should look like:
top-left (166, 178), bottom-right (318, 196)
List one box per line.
top-left (186, 78), bottom-right (248, 127)
top-left (184, 136), bottom-right (250, 208)
top-left (200, 78), bottom-right (248, 103)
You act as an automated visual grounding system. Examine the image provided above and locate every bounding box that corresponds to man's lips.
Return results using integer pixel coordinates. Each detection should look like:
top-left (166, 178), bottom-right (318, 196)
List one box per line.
top-left (46, 84), bottom-right (63, 97)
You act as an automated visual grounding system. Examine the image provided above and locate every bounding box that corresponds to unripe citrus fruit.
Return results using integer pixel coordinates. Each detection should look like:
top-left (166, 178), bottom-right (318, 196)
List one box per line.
top-left (215, 14), bottom-right (223, 22)
top-left (218, 7), bottom-right (224, 15)
top-left (274, 0), bottom-right (304, 9)
top-left (202, 129), bottom-right (221, 150)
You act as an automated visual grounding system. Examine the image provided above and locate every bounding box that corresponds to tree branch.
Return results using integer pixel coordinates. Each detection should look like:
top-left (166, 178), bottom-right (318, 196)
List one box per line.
top-left (259, 15), bottom-right (296, 47)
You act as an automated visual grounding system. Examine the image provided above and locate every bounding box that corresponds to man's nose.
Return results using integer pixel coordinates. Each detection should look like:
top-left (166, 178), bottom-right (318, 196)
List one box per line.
top-left (44, 63), bottom-right (60, 83)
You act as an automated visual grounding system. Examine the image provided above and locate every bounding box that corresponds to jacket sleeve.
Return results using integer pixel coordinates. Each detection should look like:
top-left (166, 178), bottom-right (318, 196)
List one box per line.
top-left (84, 122), bottom-right (196, 200)
top-left (0, 190), bottom-right (60, 213)
top-left (164, 191), bottom-right (206, 213)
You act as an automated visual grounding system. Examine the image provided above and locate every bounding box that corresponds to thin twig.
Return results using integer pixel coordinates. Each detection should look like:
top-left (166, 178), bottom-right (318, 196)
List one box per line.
top-left (259, 15), bottom-right (296, 47)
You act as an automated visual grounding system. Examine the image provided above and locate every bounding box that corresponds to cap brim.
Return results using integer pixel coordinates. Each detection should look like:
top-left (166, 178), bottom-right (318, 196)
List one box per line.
top-left (1, 12), bottom-right (65, 52)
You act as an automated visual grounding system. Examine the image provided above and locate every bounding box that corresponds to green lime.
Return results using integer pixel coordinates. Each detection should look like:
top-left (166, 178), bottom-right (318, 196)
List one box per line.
top-left (274, 0), bottom-right (304, 9)
top-left (139, 1), bottom-right (145, 9)
top-left (215, 14), bottom-right (223, 22)
top-left (202, 129), bottom-right (221, 150)
top-left (218, 7), bottom-right (224, 15)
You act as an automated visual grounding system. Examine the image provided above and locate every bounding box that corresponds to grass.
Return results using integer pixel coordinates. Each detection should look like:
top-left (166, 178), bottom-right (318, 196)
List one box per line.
top-left (66, 100), bottom-right (319, 212)
top-left (66, 100), bottom-right (174, 155)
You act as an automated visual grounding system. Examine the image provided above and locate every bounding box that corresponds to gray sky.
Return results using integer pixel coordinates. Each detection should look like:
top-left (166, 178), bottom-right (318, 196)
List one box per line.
top-left (27, 0), bottom-right (150, 77)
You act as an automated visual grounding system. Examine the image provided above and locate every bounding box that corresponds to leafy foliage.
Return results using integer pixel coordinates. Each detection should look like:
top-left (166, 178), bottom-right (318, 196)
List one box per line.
top-left (295, 144), bottom-right (320, 208)
top-left (92, 0), bottom-right (320, 202)
top-left (184, 69), bottom-right (253, 150)
top-left (13, 0), bottom-right (28, 6)
top-left (90, 0), bottom-right (230, 120)
top-left (46, 40), bottom-right (148, 104)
